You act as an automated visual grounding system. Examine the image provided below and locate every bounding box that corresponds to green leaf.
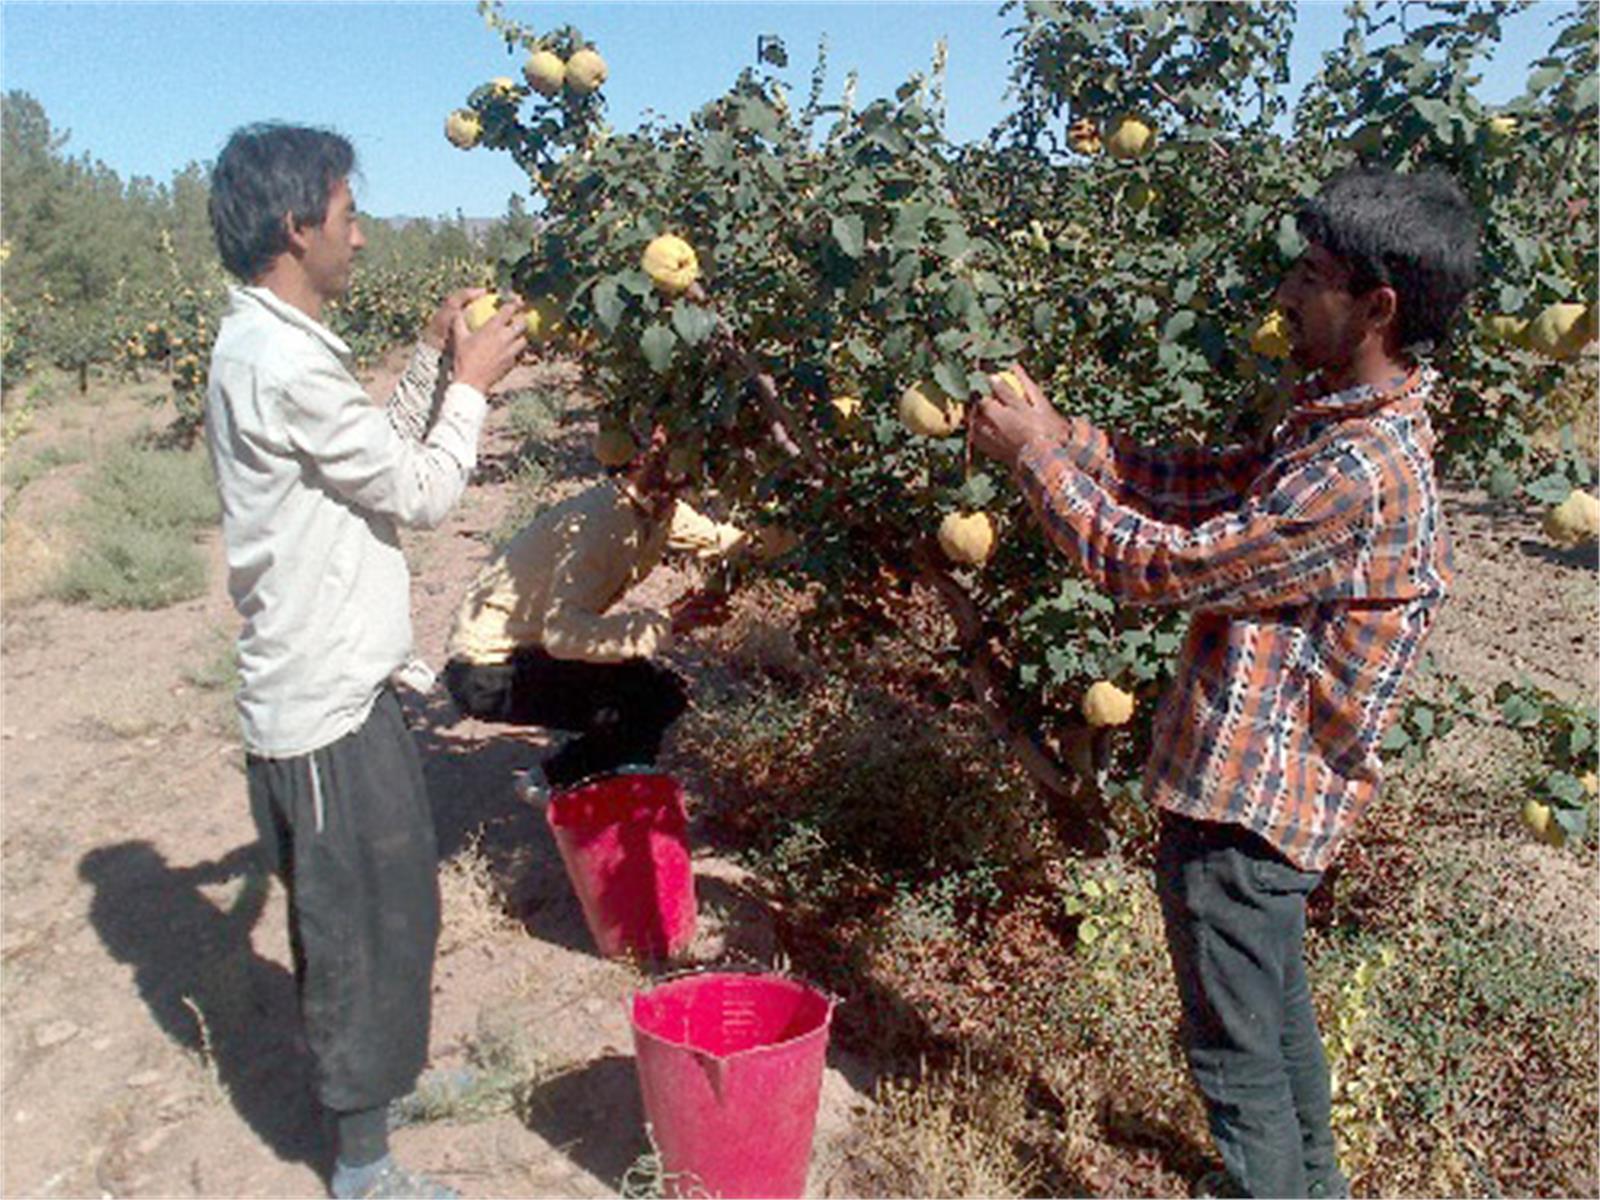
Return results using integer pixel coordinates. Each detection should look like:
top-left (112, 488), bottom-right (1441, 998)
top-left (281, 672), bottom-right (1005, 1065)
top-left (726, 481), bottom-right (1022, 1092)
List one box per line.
top-left (1381, 724), bottom-right (1410, 751)
top-left (1162, 310), bottom-right (1197, 343)
top-left (1276, 214), bottom-right (1305, 261)
top-left (933, 360), bottom-right (968, 401)
top-left (957, 473), bottom-right (997, 508)
top-left (670, 301), bottom-right (718, 347)
top-left (593, 277), bottom-right (625, 333)
top-left (640, 324), bottom-right (676, 374)
top-left (891, 201), bottom-right (932, 249)
top-left (1544, 770), bottom-right (1585, 806)
top-left (831, 214), bottom-right (865, 259)
top-left (1525, 471), bottom-right (1575, 504)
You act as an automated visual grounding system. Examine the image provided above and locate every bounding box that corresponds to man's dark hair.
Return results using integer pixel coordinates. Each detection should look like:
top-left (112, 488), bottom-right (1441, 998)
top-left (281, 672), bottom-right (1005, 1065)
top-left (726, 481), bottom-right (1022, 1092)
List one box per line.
top-left (1295, 167), bottom-right (1479, 354)
top-left (208, 123), bottom-right (356, 283)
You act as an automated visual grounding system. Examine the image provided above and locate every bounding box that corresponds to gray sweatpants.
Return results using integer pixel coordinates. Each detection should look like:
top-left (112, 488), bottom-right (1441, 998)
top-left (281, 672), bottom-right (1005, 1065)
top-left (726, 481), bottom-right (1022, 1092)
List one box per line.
top-left (246, 688), bottom-right (440, 1114)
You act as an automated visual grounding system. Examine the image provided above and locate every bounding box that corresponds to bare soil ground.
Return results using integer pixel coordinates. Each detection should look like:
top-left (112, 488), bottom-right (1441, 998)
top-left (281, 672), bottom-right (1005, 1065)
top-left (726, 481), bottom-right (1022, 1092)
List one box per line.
top-left (1, 359), bottom-right (1595, 1198)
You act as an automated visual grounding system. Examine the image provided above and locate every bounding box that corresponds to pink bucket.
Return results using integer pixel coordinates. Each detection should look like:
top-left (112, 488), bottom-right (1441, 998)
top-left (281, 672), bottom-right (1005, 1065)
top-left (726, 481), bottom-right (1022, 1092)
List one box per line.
top-left (545, 772), bottom-right (696, 960)
top-left (630, 971), bottom-right (836, 1198)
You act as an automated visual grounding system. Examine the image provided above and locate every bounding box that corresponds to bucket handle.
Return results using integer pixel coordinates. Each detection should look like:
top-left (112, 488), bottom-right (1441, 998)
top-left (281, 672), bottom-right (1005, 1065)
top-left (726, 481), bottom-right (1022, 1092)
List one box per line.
top-left (639, 953), bottom-right (845, 1009)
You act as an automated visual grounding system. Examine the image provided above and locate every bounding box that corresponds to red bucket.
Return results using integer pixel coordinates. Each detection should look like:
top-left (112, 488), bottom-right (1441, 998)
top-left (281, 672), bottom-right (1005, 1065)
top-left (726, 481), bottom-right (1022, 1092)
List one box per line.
top-left (544, 772), bottom-right (696, 960)
top-left (630, 971), bottom-right (836, 1198)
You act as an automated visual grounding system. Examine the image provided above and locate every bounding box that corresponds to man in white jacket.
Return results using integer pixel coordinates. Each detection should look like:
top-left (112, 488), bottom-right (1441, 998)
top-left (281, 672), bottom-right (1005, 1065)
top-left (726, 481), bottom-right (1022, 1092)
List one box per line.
top-left (205, 122), bottom-right (525, 1200)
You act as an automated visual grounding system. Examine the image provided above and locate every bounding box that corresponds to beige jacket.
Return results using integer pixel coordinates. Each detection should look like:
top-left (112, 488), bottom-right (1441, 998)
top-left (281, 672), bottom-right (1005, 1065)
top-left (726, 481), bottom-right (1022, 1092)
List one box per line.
top-left (446, 479), bottom-right (745, 665)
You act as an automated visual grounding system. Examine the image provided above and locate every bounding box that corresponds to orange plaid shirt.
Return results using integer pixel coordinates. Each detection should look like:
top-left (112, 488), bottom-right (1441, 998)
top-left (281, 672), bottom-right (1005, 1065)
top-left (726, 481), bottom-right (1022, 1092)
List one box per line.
top-left (1014, 368), bottom-right (1454, 870)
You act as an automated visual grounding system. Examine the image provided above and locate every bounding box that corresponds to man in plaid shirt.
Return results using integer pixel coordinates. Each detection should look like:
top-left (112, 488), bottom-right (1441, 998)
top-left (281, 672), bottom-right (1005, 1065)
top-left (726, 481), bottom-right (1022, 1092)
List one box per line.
top-left (972, 168), bottom-right (1478, 1198)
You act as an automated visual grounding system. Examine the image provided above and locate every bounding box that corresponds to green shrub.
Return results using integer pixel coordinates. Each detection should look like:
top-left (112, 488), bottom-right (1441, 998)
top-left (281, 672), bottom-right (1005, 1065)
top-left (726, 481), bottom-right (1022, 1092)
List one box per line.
top-left (53, 443), bottom-right (217, 609)
top-left (53, 515), bottom-right (209, 609)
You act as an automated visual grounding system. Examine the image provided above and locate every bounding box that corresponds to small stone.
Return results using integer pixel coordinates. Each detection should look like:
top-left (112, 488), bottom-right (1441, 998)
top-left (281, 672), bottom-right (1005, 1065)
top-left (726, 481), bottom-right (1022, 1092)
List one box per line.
top-left (35, 1019), bottom-right (79, 1048)
top-left (127, 1069), bottom-right (163, 1089)
top-left (92, 1037), bottom-right (113, 1052)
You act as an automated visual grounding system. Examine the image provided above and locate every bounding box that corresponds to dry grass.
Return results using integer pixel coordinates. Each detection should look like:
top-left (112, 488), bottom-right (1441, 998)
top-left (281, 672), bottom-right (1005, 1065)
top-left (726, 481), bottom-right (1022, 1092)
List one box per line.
top-left (437, 832), bottom-right (520, 959)
top-left (835, 1056), bottom-right (1041, 1198)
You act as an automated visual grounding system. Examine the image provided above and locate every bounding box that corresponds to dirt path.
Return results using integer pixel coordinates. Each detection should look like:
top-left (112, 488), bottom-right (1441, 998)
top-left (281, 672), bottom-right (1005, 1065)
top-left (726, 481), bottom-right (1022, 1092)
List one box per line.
top-left (1, 360), bottom-right (1595, 1198)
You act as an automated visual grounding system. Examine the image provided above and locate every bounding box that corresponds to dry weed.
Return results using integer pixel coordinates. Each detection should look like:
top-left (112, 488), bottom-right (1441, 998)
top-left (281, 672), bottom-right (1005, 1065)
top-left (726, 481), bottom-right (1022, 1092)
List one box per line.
top-left (437, 832), bottom-right (518, 958)
top-left (838, 1056), bottom-right (1040, 1198)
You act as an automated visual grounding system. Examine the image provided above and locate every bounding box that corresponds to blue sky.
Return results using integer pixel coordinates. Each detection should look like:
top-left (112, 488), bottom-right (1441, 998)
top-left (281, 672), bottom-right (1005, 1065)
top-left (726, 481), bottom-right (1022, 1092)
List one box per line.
top-left (0, 1), bottom-right (1575, 220)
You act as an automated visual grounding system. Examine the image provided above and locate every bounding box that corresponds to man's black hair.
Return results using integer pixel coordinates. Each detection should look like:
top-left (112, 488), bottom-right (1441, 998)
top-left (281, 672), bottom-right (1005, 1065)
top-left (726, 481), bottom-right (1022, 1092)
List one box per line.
top-left (208, 123), bottom-right (356, 283)
top-left (1295, 167), bottom-right (1479, 354)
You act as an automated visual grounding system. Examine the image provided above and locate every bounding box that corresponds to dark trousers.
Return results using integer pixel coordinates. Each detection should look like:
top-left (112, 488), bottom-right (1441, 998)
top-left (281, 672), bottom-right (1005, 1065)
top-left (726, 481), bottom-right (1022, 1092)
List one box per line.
top-left (246, 688), bottom-right (440, 1115)
top-left (443, 646), bottom-right (689, 788)
top-left (1156, 811), bottom-right (1345, 1199)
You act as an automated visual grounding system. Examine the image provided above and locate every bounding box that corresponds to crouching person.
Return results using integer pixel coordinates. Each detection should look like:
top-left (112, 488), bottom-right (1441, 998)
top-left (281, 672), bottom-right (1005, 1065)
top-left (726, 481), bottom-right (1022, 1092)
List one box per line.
top-left (443, 426), bottom-right (745, 791)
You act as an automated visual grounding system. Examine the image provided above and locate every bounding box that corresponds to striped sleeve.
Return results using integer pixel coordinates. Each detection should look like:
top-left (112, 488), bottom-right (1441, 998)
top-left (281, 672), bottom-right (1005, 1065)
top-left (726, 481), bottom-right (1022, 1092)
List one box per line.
top-left (1014, 435), bottom-right (1376, 611)
top-left (1056, 416), bottom-right (1268, 526)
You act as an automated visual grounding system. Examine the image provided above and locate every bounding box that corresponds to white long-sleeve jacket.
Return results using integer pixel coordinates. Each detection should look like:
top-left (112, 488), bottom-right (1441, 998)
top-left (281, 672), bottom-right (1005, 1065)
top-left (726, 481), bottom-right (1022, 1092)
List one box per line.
top-left (205, 286), bottom-right (486, 757)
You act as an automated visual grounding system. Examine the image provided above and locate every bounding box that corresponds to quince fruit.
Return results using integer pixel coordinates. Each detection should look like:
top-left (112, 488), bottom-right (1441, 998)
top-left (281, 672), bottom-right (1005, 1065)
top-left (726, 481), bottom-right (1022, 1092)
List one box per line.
top-left (464, 292), bottom-right (503, 332)
top-left (1068, 117), bottom-right (1102, 156)
top-left (489, 76), bottom-right (518, 99)
top-left (524, 50), bottom-right (566, 97)
top-left (1106, 116), bottom-right (1154, 160)
top-left (595, 423), bottom-right (638, 467)
top-left (445, 109), bottom-right (481, 150)
top-left (753, 525), bottom-right (800, 561)
top-left (1083, 681), bottom-right (1136, 727)
top-left (565, 48), bottom-right (608, 95)
top-left (1520, 301), bottom-right (1594, 360)
top-left (938, 511), bottom-right (996, 566)
top-left (1251, 310), bottom-right (1292, 360)
top-left (642, 235), bottom-right (700, 295)
top-left (1481, 314), bottom-right (1528, 345)
top-left (898, 381), bottom-right (965, 437)
top-left (1485, 115), bottom-right (1517, 147)
top-left (1542, 488), bottom-right (1600, 547)
top-left (1521, 798), bottom-right (1566, 847)
top-left (522, 296), bottom-right (564, 343)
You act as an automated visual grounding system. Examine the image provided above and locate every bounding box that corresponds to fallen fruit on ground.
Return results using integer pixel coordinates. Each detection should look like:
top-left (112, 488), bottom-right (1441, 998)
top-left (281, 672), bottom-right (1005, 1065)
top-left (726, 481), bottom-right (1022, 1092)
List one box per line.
top-left (524, 49), bottom-right (566, 96)
top-left (565, 48), bottom-right (608, 95)
top-left (642, 235), bottom-right (700, 295)
top-left (1083, 680), bottom-right (1136, 727)
top-left (1251, 310), bottom-right (1292, 359)
top-left (898, 381), bottom-right (965, 437)
top-left (1521, 798), bottom-right (1567, 847)
top-left (1542, 488), bottom-right (1600, 547)
top-left (938, 511), bottom-right (996, 566)
top-left (1106, 116), bottom-right (1154, 160)
top-left (445, 109), bottom-right (481, 149)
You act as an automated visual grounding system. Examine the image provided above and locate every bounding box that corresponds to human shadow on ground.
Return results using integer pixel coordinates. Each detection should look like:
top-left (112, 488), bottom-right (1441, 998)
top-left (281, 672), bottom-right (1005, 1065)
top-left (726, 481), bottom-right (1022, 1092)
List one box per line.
top-left (78, 840), bottom-right (325, 1175)
top-left (407, 694), bottom-right (602, 957)
top-left (520, 1052), bottom-right (650, 1189)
